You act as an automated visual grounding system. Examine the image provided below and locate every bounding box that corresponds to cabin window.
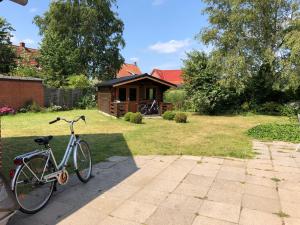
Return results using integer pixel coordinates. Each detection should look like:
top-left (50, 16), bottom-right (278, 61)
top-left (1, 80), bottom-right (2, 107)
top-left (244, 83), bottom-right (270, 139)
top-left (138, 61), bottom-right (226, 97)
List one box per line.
top-left (146, 88), bottom-right (156, 100)
top-left (129, 88), bottom-right (137, 101)
top-left (119, 88), bottom-right (126, 101)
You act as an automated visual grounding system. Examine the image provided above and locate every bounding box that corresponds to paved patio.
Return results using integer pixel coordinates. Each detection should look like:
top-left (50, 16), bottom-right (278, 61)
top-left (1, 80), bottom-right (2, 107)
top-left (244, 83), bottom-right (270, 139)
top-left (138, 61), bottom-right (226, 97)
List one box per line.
top-left (9, 141), bottom-right (300, 225)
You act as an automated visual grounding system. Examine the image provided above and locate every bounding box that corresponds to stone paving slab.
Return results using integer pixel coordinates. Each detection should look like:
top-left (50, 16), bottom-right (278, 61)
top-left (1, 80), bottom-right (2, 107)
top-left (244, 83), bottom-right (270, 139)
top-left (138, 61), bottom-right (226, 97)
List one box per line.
top-left (8, 141), bottom-right (300, 225)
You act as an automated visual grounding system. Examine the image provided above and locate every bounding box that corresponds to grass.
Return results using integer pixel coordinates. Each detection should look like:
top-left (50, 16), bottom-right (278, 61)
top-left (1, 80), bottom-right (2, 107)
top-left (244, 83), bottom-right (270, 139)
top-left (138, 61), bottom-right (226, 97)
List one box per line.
top-left (273, 211), bottom-right (290, 218)
top-left (0, 110), bottom-right (288, 176)
top-left (247, 123), bottom-right (300, 143)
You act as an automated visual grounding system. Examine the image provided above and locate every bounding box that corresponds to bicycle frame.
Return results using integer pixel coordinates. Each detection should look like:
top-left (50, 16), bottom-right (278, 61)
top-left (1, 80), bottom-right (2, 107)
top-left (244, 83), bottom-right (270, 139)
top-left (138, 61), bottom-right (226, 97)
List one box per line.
top-left (11, 117), bottom-right (84, 190)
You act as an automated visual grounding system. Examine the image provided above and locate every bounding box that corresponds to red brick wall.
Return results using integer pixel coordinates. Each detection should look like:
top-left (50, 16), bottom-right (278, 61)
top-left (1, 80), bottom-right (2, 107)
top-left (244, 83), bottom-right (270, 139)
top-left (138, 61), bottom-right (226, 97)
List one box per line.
top-left (0, 79), bottom-right (44, 109)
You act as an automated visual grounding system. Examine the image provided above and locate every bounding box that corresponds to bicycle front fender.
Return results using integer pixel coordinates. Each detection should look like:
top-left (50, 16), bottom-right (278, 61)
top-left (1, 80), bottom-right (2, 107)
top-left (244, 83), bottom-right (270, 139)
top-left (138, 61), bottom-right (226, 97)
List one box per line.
top-left (73, 140), bottom-right (81, 171)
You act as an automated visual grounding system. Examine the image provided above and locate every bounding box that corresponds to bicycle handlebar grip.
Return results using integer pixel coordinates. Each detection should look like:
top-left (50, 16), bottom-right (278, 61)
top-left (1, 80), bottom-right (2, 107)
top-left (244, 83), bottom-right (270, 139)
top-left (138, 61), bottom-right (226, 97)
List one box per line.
top-left (49, 117), bottom-right (60, 124)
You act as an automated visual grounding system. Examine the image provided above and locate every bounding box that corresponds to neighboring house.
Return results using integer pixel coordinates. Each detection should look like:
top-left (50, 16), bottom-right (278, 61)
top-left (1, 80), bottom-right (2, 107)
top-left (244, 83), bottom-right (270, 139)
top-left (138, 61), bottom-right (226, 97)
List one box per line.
top-left (97, 74), bottom-right (175, 117)
top-left (12, 42), bottom-right (40, 68)
top-left (0, 75), bottom-right (44, 109)
top-left (151, 69), bottom-right (184, 86)
top-left (117, 63), bottom-right (142, 78)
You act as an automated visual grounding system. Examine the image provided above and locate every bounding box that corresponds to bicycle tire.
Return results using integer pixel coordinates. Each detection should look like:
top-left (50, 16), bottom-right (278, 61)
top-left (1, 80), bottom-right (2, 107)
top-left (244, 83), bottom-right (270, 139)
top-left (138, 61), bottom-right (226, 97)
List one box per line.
top-left (13, 155), bottom-right (55, 214)
top-left (75, 140), bottom-right (92, 183)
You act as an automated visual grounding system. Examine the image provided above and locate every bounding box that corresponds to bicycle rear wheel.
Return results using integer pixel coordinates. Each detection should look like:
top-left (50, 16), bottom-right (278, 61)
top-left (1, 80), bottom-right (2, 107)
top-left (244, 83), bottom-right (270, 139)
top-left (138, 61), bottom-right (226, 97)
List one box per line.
top-left (13, 155), bottom-right (55, 214)
top-left (75, 140), bottom-right (92, 183)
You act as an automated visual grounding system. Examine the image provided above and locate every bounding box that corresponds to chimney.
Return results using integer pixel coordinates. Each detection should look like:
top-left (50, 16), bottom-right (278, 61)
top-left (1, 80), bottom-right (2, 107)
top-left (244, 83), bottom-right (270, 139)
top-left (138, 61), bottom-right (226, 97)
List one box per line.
top-left (134, 61), bottom-right (137, 66)
top-left (20, 42), bottom-right (25, 48)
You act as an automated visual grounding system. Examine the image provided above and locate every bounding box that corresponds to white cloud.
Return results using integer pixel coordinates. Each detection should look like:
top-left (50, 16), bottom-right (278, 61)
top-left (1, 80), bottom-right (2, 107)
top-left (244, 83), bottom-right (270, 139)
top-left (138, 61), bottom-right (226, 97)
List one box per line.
top-left (29, 8), bottom-right (38, 13)
top-left (149, 39), bottom-right (192, 54)
top-left (22, 38), bottom-right (35, 45)
top-left (130, 57), bottom-right (139, 63)
top-left (152, 0), bottom-right (166, 6)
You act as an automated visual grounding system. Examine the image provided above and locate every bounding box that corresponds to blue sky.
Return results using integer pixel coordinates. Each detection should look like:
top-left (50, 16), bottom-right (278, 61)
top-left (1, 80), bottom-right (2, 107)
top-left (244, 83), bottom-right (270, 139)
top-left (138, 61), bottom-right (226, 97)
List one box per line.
top-left (0, 0), bottom-right (208, 73)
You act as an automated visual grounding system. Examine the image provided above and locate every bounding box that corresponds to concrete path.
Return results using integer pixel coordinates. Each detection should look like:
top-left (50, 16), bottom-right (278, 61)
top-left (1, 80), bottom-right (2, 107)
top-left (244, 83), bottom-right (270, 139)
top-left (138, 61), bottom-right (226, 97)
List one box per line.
top-left (8, 141), bottom-right (300, 225)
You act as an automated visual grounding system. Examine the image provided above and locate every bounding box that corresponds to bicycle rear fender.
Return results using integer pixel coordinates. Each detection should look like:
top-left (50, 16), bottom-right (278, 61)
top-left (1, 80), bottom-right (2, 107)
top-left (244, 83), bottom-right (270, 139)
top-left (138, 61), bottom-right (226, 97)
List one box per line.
top-left (11, 150), bottom-right (49, 191)
top-left (14, 150), bottom-right (48, 162)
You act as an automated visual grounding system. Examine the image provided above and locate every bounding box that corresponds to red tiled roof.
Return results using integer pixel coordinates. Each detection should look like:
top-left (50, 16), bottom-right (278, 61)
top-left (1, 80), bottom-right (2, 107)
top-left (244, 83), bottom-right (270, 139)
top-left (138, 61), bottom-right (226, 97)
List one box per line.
top-left (117, 63), bottom-right (142, 77)
top-left (151, 69), bottom-right (183, 85)
top-left (12, 42), bottom-right (39, 67)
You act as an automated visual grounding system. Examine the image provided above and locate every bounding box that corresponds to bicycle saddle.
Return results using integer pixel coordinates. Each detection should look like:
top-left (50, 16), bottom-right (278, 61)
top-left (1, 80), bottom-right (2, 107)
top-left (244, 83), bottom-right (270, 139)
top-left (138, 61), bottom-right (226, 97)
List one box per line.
top-left (34, 136), bottom-right (53, 145)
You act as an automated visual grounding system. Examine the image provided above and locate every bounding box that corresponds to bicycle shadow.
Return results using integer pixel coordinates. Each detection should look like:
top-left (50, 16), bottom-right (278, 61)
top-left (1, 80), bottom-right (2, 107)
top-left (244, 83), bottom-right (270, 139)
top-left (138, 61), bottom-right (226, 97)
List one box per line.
top-left (4, 133), bottom-right (140, 225)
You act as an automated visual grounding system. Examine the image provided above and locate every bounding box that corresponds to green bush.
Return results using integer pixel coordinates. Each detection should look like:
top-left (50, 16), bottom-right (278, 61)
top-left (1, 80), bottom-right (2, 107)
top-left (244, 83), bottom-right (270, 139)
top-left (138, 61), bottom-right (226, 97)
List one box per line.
top-left (29, 101), bottom-right (43, 112)
top-left (241, 102), bottom-right (250, 112)
top-left (256, 102), bottom-right (283, 115)
top-left (20, 101), bottom-right (43, 113)
top-left (124, 112), bottom-right (134, 121)
top-left (175, 112), bottom-right (187, 123)
top-left (47, 104), bottom-right (64, 112)
top-left (164, 89), bottom-right (187, 110)
top-left (247, 123), bottom-right (300, 142)
top-left (18, 107), bottom-right (28, 113)
top-left (162, 111), bottom-right (176, 120)
top-left (130, 112), bottom-right (143, 124)
top-left (76, 91), bottom-right (96, 109)
top-left (280, 104), bottom-right (299, 117)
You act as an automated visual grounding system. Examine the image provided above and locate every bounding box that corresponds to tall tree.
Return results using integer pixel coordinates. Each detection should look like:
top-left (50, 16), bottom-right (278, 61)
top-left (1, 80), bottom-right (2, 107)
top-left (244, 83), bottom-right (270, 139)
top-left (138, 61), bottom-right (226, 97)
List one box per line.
top-left (0, 17), bottom-right (16, 74)
top-left (34, 0), bottom-right (125, 87)
top-left (200, 0), bottom-right (300, 102)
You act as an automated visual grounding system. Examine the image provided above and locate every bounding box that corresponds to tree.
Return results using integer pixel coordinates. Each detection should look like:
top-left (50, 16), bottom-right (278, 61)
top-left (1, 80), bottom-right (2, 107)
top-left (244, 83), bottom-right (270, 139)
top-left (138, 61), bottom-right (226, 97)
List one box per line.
top-left (183, 51), bottom-right (239, 114)
top-left (67, 74), bottom-right (91, 89)
top-left (0, 17), bottom-right (16, 74)
top-left (34, 0), bottom-right (125, 87)
top-left (200, 0), bottom-right (300, 103)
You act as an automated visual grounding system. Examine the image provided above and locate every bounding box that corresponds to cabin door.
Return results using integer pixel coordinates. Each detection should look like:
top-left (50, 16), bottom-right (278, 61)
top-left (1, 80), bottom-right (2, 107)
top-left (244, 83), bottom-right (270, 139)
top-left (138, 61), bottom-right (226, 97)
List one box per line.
top-left (128, 87), bottom-right (138, 112)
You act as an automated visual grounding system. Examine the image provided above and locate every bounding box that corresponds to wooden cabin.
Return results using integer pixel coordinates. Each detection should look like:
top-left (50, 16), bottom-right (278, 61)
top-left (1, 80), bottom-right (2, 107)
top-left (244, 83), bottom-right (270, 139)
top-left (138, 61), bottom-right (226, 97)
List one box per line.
top-left (97, 74), bottom-right (176, 117)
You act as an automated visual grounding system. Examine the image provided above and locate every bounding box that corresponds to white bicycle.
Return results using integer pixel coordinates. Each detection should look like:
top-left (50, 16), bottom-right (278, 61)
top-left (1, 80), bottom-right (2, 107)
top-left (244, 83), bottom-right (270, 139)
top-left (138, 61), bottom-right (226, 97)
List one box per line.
top-left (10, 115), bottom-right (92, 214)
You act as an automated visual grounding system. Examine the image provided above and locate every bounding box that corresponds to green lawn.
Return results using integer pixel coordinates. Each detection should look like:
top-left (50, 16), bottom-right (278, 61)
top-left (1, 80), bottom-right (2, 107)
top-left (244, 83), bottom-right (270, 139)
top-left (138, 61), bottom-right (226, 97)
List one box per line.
top-left (0, 110), bottom-right (288, 175)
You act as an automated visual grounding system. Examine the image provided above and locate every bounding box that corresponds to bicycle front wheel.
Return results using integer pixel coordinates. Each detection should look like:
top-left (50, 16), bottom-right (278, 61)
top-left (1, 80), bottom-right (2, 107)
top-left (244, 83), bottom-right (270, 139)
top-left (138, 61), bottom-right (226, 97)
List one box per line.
top-left (14, 156), bottom-right (55, 214)
top-left (75, 140), bottom-right (92, 183)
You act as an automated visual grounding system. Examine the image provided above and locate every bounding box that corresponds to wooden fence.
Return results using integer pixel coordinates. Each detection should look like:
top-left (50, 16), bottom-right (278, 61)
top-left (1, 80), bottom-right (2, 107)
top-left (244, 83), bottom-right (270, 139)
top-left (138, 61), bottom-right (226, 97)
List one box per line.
top-left (44, 88), bottom-right (84, 108)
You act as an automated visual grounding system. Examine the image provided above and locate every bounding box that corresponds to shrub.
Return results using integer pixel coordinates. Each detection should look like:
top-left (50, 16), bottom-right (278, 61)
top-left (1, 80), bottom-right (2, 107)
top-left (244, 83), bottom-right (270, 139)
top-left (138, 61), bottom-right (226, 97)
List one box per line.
top-left (76, 91), bottom-right (96, 109)
top-left (130, 112), bottom-right (143, 124)
top-left (0, 106), bottom-right (15, 115)
top-left (20, 101), bottom-right (43, 113)
top-left (18, 107), bottom-right (28, 113)
top-left (162, 111), bottom-right (176, 120)
top-left (241, 102), bottom-right (250, 112)
top-left (183, 51), bottom-right (240, 114)
top-left (164, 89), bottom-right (187, 110)
top-left (124, 112), bottom-right (134, 121)
top-left (280, 105), bottom-right (297, 117)
top-left (175, 112), bottom-right (187, 123)
top-left (47, 105), bottom-right (64, 112)
top-left (29, 101), bottom-right (42, 112)
top-left (256, 102), bottom-right (283, 115)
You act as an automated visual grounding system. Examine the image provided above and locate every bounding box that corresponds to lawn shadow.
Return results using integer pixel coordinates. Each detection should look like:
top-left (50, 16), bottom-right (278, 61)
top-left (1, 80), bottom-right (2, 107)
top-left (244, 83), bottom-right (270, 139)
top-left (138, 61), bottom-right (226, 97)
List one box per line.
top-left (4, 133), bottom-right (139, 225)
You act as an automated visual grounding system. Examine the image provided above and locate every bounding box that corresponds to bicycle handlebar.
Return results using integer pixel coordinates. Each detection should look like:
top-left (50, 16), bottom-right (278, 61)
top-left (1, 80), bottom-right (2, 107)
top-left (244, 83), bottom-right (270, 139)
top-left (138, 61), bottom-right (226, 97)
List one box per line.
top-left (49, 115), bottom-right (85, 125)
top-left (49, 117), bottom-right (60, 124)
